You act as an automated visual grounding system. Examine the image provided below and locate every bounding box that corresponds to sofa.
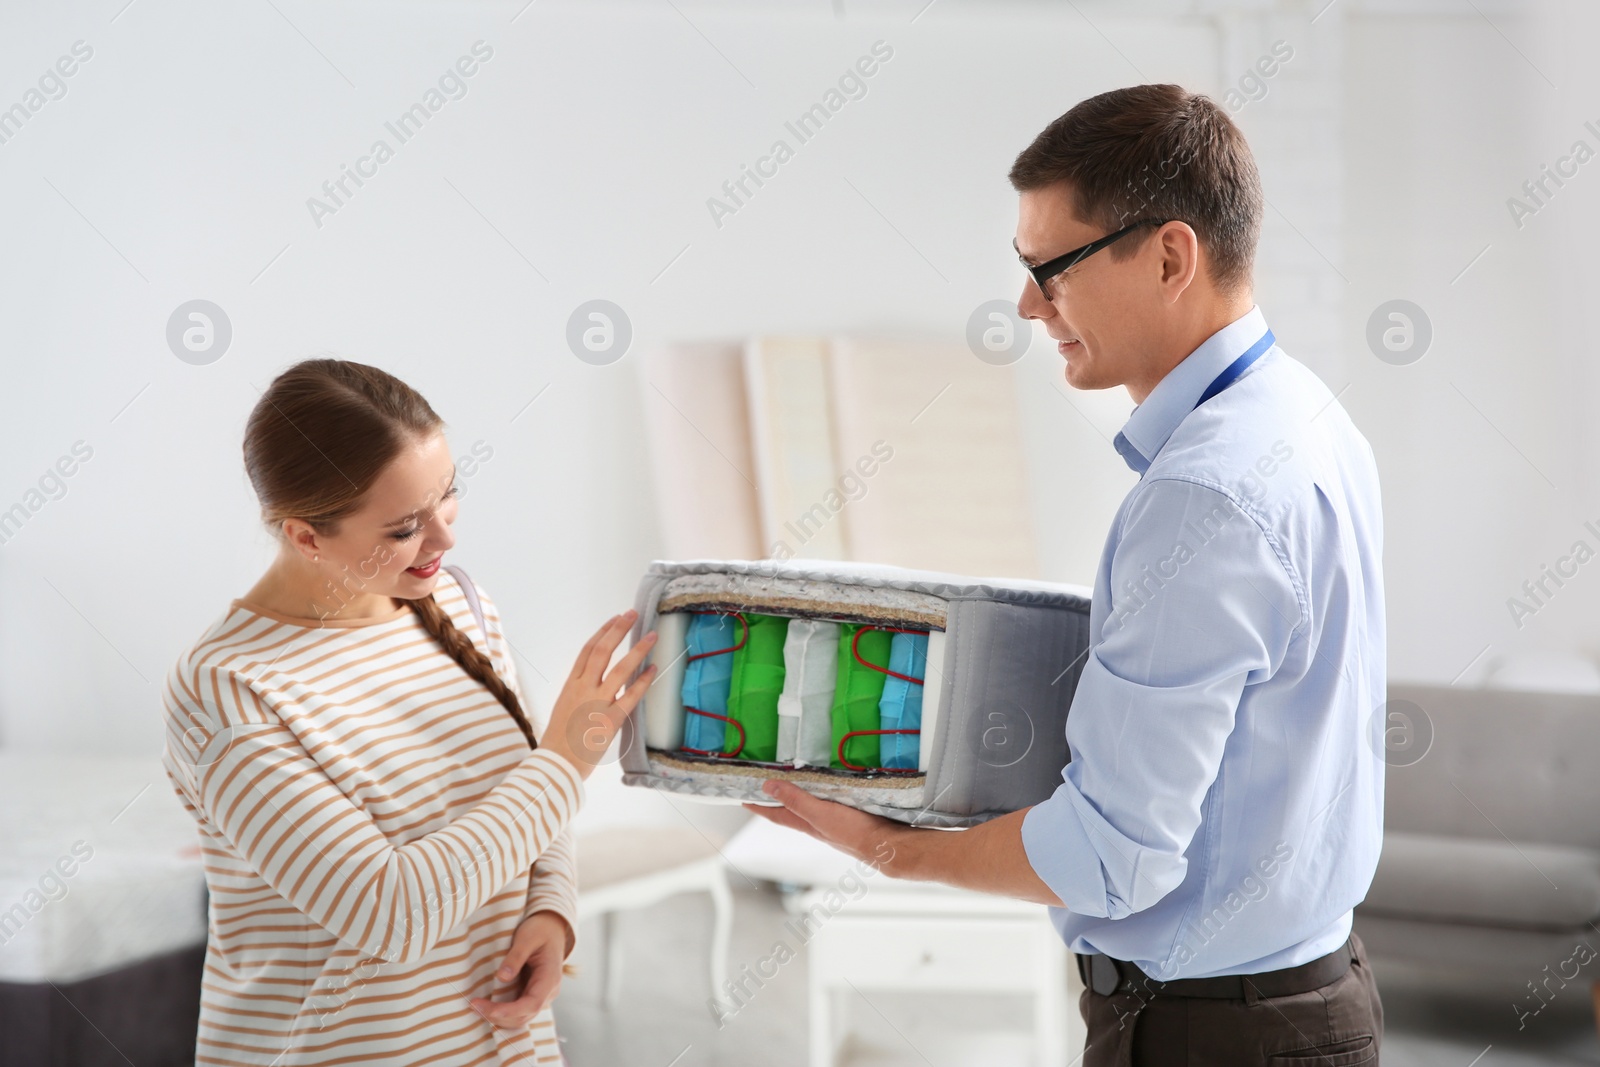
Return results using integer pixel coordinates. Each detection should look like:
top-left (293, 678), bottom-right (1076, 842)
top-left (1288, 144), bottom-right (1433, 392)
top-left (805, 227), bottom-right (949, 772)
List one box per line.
top-left (1354, 682), bottom-right (1600, 1024)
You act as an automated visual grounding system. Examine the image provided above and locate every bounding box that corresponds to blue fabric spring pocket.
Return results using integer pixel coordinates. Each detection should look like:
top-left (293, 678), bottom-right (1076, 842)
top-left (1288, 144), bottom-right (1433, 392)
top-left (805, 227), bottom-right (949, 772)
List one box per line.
top-left (681, 612), bottom-right (739, 753)
top-left (878, 631), bottom-right (928, 769)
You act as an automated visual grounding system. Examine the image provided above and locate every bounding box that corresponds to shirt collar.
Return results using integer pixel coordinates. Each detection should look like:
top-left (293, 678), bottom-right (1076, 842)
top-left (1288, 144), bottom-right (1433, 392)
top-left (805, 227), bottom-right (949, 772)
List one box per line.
top-left (1112, 304), bottom-right (1270, 475)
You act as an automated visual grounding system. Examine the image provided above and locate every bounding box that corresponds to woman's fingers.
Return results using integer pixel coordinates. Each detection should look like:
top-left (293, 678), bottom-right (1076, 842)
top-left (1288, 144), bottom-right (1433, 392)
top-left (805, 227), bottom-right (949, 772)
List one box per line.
top-left (566, 615), bottom-right (614, 684)
top-left (519, 942), bottom-right (564, 1015)
top-left (599, 628), bottom-right (658, 697)
top-left (577, 610), bottom-right (636, 683)
top-left (612, 663), bottom-right (660, 717)
top-left (542, 610), bottom-right (659, 781)
top-left (494, 935), bottom-right (535, 984)
top-left (471, 996), bottom-right (536, 1030)
top-left (469, 929), bottom-right (563, 1028)
top-left (584, 665), bottom-right (655, 754)
top-left (574, 612), bottom-right (626, 681)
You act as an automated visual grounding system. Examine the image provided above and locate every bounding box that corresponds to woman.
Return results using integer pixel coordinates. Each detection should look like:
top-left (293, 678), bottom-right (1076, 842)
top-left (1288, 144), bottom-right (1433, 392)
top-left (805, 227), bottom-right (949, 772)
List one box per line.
top-left (160, 359), bottom-right (658, 1066)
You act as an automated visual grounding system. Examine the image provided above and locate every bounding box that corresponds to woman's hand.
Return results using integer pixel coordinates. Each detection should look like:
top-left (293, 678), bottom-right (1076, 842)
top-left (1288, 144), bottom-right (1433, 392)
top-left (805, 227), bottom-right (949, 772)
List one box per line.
top-left (539, 608), bottom-right (658, 779)
top-left (468, 911), bottom-right (570, 1029)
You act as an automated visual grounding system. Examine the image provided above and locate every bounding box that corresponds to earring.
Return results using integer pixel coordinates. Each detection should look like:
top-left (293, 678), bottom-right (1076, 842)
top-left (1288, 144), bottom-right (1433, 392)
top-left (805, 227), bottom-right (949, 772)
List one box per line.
top-left (313, 554), bottom-right (319, 562)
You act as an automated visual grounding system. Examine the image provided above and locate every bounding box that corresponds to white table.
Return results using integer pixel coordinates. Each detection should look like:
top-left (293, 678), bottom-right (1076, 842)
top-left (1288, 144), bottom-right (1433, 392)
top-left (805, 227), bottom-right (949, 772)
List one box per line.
top-left (722, 817), bottom-right (1083, 1067)
top-left (794, 880), bottom-right (1077, 1067)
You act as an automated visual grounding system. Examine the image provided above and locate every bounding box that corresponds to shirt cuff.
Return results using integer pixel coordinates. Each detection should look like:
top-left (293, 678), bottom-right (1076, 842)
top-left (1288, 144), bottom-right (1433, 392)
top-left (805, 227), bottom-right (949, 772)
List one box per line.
top-left (1021, 780), bottom-right (1130, 920)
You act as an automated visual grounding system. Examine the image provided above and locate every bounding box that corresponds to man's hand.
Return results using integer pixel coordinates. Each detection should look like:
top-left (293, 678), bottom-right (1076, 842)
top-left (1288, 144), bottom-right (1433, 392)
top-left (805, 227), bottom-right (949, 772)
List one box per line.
top-left (743, 779), bottom-right (913, 877)
top-left (468, 911), bottom-right (570, 1029)
top-left (746, 780), bottom-right (1065, 907)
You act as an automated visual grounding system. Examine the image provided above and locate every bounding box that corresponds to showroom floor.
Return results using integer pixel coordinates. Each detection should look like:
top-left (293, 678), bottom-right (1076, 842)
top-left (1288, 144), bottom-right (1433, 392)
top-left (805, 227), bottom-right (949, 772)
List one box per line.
top-left (553, 885), bottom-right (1600, 1067)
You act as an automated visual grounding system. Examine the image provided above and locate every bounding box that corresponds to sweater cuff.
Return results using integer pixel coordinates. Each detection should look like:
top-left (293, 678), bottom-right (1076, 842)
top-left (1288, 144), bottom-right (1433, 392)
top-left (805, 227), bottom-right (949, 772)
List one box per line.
top-left (527, 747), bottom-right (587, 809)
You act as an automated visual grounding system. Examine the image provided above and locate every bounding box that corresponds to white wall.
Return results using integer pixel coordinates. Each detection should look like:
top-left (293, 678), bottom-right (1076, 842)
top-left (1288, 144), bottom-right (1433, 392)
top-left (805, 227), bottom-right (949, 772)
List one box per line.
top-left (1340, 1), bottom-right (1586, 685)
top-left (0, 0), bottom-right (1586, 826)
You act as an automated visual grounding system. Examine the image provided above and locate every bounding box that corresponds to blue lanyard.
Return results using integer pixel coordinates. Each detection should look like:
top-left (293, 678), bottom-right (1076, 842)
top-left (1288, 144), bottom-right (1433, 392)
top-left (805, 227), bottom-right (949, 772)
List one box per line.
top-left (1193, 329), bottom-right (1274, 410)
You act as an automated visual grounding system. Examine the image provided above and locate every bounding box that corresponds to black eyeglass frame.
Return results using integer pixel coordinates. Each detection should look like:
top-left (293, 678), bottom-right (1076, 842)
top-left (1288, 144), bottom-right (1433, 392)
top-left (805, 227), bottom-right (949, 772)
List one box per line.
top-left (1014, 217), bottom-right (1169, 298)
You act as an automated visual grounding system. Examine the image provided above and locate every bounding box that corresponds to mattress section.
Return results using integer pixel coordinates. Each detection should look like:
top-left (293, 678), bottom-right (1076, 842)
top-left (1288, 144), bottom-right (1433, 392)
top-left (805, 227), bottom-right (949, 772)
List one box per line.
top-left (0, 751), bottom-right (207, 984)
top-left (622, 558), bottom-right (1093, 828)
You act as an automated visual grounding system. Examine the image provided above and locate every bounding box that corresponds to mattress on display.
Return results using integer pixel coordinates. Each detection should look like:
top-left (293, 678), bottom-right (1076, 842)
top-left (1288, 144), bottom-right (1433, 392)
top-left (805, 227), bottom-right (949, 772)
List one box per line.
top-left (620, 558), bottom-right (1094, 828)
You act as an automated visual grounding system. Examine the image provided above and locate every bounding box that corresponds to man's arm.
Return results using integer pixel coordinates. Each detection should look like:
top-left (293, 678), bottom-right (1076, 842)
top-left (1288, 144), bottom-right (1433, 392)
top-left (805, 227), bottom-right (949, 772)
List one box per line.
top-left (751, 476), bottom-right (1299, 918)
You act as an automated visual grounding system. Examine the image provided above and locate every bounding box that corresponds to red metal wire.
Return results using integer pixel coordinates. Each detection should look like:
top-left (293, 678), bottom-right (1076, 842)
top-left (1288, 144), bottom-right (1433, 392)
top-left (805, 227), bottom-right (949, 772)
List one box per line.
top-left (680, 707), bottom-right (747, 758)
top-left (678, 611), bottom-right (751, 757)
top-left (850, 625), bottom-right (927, 685)
top-left (686, 610), bottom-right (749, 660)
top-left (837, 729), bottom-right (922, 773)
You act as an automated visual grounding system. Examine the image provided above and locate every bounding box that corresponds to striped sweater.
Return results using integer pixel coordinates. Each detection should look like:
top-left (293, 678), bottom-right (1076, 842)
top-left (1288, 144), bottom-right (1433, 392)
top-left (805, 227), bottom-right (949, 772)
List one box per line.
top-left (160, 568), bottom-right (585, 1066)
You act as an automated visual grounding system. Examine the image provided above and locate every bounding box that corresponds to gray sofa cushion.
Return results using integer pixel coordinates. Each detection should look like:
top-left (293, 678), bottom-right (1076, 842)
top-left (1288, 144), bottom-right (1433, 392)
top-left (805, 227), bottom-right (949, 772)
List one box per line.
top-left (1362, 830), bottom-right (1600, 930)
top-left (1383, 684), bottom-right (1600, 848)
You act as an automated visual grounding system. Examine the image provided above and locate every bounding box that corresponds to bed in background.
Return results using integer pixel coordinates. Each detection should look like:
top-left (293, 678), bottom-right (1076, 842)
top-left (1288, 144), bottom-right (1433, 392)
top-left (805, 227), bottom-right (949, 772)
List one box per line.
top-left (0, 750), bottom-right (207, 1067)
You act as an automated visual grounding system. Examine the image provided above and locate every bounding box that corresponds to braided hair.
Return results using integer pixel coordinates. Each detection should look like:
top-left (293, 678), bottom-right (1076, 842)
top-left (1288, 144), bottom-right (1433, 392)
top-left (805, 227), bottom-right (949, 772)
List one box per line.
top-left (242, 358), bottom-right (536, 750)
top-left (407, 591), bottom-right (535, 748)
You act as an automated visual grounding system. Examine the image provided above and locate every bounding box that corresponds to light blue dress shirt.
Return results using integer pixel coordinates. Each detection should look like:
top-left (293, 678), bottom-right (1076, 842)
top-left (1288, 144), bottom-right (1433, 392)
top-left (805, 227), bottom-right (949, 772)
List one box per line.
top-left (1020, 304), bottom-right (1386, 981)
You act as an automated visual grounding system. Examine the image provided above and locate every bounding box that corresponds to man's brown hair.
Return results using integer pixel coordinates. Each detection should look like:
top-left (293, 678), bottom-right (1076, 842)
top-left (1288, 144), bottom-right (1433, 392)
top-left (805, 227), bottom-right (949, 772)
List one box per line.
top-left (1009, 83), bottom-right (1262, 295)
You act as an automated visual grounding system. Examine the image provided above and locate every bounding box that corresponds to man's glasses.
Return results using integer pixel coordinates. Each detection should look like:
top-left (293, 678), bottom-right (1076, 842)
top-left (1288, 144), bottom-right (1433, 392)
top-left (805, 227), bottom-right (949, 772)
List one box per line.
top-left (1014, 217), bottom-right (1168, 299)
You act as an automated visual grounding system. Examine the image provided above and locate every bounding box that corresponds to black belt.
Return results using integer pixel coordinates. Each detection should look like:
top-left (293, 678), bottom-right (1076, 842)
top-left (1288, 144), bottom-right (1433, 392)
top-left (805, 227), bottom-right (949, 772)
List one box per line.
top-left (1075, 937), bottom-right (1353, 1000)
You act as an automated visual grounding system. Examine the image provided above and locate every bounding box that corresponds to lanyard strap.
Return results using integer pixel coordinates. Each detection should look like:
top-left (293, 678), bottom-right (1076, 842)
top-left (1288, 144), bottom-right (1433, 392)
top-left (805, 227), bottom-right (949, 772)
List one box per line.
top-left (1193, 328), bottom-right (1274, 410)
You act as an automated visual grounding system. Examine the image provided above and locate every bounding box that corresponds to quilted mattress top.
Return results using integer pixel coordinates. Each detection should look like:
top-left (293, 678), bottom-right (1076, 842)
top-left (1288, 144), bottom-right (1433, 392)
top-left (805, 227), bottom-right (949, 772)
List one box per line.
top-left (643, 557), bottom-right (1092, 609)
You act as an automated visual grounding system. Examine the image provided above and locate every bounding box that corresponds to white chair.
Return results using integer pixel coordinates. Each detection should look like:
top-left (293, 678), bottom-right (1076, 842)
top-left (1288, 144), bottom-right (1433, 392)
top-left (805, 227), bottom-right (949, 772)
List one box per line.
top-left (575, 825), bottom-right (733, 1008)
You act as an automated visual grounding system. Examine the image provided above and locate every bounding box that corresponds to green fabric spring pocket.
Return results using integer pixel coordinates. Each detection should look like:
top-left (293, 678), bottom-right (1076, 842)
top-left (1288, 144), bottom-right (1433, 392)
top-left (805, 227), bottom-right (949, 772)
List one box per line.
top-left (831, 624), bottom-right (892, 768)
top-left (724, 613), bottom-right (790, 761)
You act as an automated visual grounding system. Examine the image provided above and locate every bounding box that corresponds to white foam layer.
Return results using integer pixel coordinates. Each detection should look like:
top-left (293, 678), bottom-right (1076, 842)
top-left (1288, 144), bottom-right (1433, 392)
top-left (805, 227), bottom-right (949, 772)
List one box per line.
top-left (642, 610), bottom-right (689, 750)
top-left (919, 629), bottom-right (946, 773)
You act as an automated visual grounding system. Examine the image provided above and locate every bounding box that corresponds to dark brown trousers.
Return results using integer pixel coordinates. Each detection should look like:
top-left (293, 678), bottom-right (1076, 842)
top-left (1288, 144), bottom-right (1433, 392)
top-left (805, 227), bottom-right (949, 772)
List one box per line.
top-left (1078, 933), bottom-right (1383, 1066)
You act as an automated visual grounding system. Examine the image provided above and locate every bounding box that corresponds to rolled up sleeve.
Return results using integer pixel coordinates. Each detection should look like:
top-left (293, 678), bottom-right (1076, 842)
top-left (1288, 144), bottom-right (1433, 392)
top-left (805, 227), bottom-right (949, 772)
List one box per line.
top-left (1021, 476), bottom-right (1302, 918)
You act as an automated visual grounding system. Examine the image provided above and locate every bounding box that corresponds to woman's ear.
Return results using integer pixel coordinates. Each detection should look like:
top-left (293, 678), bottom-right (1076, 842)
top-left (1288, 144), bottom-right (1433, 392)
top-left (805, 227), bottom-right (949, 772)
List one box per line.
top-left (281, 518), bottom-right (323, 562)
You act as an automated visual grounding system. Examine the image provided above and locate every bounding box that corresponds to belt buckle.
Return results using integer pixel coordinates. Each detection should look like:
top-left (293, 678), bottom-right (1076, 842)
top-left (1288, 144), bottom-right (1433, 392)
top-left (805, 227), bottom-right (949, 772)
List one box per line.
top-left (1089, 953), bottom-right (1121, 996)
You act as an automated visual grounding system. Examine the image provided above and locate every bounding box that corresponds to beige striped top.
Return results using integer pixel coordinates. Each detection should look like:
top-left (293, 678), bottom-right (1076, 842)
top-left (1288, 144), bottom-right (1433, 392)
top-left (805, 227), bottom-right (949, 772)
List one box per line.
top-left (160, 568), bottom-right (585, 1067)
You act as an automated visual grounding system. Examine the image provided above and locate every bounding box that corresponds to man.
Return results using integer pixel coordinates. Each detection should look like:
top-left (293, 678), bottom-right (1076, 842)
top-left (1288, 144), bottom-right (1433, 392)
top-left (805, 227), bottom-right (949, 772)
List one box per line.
top-left (746, 83), bottom-right (1386, 1064)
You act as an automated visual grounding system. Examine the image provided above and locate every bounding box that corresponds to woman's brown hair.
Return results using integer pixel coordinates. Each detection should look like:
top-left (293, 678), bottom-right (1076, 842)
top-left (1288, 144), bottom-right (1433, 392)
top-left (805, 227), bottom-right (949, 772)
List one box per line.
top-left (242, 358), bottom-right (536, 749)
